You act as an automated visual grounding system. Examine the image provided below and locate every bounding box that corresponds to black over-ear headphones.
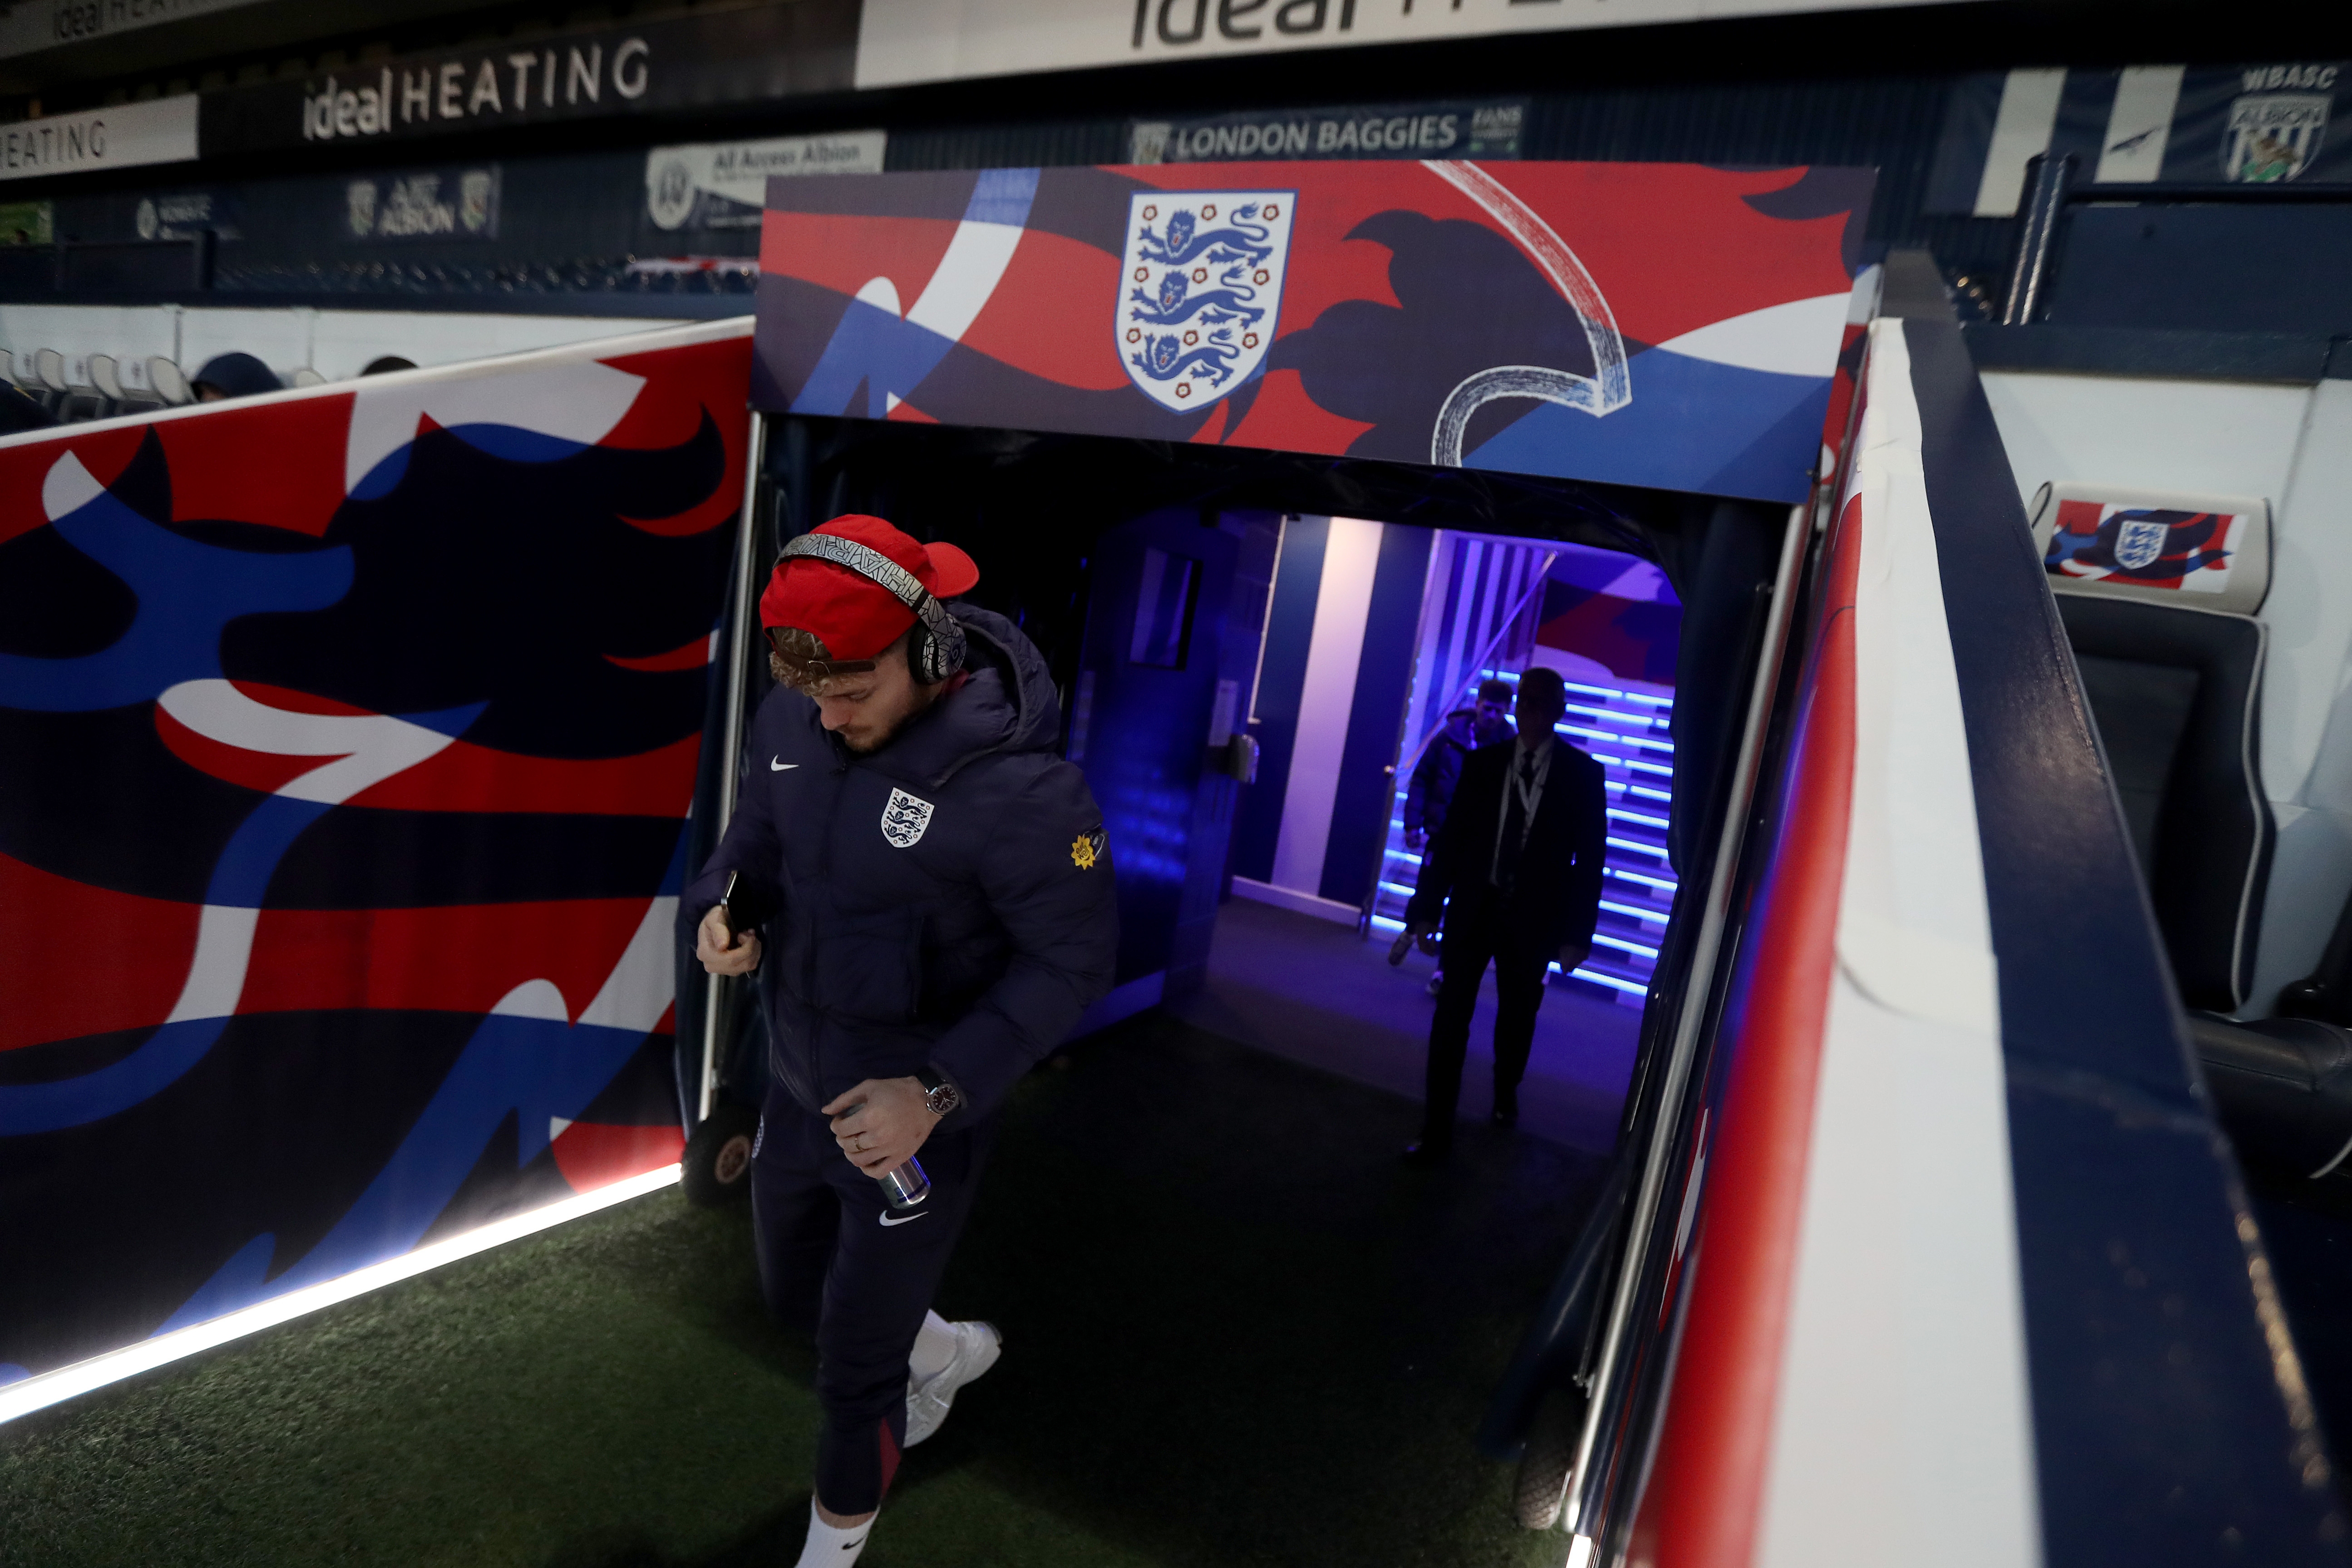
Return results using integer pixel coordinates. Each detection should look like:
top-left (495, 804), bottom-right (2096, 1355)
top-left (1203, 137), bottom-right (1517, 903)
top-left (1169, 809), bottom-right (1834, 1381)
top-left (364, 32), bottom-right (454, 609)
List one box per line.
top-left (777, 532), bottom-right (968, 684)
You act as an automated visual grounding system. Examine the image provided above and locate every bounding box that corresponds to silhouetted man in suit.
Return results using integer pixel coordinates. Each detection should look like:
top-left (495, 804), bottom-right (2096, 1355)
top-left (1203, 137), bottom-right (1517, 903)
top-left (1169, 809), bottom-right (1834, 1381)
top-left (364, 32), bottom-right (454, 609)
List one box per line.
top-left (1400, 666), bottom-right (1607, 1160)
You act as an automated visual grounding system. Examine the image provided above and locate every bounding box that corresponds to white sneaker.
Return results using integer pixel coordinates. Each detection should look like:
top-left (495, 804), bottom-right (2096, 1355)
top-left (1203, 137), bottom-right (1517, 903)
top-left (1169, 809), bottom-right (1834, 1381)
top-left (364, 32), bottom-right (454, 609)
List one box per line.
top-left (904, 1320), bottom-right (1002, 1448)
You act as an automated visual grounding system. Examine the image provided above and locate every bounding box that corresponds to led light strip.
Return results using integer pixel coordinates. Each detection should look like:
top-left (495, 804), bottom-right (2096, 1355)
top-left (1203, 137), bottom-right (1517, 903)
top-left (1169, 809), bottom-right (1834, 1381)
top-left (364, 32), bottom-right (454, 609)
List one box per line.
top-left (0, 1164), bottom-right (681, 1427)
top-left (1561, 723), bottom-right (1674, 754)
top-left (1599, 897), bottom-right (1667, 923)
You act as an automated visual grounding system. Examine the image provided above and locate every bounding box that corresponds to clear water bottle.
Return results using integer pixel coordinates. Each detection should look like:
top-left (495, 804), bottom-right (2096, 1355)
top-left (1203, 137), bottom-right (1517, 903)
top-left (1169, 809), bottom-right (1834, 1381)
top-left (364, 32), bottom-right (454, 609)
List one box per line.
top-left (879, 1157), bottom-right (930, 1209)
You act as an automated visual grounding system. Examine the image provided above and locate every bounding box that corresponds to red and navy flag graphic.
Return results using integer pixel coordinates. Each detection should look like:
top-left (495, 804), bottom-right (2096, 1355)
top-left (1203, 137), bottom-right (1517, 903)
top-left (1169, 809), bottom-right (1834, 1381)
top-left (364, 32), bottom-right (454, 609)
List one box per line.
top-left (0, 323), bottom-right (752, 1379)
top-left (753, 159), bottom-right (1874, 503)
top-left (2043, 498), bottom-right (2253, 594)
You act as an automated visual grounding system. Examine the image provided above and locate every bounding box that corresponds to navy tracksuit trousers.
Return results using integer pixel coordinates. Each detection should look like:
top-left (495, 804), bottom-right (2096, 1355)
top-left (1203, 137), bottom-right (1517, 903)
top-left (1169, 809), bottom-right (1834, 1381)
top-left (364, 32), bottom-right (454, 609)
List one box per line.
top-left (751, 1082), bottom-right (996, 1514)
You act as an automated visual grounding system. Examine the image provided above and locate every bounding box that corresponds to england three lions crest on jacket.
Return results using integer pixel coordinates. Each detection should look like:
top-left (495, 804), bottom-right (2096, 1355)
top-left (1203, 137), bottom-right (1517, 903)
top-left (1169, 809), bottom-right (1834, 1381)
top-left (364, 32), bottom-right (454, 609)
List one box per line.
top-left (1118, 189), bottom-right (1295, 414)
top-left (881, 787), bottom-right (934, 848)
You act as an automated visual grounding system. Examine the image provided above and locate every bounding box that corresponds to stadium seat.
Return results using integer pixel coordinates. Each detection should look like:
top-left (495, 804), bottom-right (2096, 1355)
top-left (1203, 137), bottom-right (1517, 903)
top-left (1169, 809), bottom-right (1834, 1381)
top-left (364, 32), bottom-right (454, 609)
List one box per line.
top-left (89, 355), bottom-right (125, 414)
top-left (2191, 1013), bottom-right (2352, 1179)
top-left (2036, 483), bottom-right (2352, 1177)
top-left (30, 347), bottom-right (68, 414)
top-left (148, 355), bottom-right (193, 405)
top-left (2279, 883), bottom-right (2352, 1029)
top-left (97, 354), bottom-right (165, 416)
top-left (59, 355), bottom-right (117, 422)
top-left (2053, 593), bottom-right (2271, 1013)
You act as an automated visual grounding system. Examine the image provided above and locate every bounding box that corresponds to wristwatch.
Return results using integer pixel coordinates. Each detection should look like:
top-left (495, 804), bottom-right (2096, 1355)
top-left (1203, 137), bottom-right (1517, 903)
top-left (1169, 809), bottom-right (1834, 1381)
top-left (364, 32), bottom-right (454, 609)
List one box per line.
top-left (915, 1065), bottom-right (962, 1119)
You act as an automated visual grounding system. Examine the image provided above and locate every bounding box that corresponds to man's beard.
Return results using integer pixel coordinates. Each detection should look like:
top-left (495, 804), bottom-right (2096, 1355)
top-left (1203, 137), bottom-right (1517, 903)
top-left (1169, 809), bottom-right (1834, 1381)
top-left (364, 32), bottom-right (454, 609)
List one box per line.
top-left (838, 690), bottom-right (942, 755)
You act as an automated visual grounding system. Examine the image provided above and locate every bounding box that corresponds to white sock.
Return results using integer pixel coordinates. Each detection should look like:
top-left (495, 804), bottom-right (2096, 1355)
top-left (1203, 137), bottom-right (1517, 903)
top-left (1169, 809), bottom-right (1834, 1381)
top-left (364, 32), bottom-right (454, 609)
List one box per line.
top-left (908, 1309), bottom-right (957, 1385)
top-left (794, 1499), bottom-right (873, 1568)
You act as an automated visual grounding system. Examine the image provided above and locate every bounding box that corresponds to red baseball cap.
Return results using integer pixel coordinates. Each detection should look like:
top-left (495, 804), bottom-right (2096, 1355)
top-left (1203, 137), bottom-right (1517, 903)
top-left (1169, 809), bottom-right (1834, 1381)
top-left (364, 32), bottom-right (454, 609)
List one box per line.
top-left (759, 514), bottom-right (981, 661)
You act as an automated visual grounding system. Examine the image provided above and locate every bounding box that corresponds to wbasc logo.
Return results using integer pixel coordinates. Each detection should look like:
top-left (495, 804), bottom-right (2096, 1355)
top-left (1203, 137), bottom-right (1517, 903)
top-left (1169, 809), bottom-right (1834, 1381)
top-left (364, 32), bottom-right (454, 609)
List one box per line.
top-left (2224, 63), bottom-right (2338, 183)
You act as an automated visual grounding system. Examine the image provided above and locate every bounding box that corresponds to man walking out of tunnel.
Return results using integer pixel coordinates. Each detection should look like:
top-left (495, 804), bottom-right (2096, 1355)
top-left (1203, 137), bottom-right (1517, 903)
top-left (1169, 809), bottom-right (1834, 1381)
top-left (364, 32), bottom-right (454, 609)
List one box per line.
top-left (685, 515), bottom-right (1117, 1567)
top-left (1392, 677), bottom-right (1515, 979)
top-left (1400, 666), bottom-right (1605, 1162)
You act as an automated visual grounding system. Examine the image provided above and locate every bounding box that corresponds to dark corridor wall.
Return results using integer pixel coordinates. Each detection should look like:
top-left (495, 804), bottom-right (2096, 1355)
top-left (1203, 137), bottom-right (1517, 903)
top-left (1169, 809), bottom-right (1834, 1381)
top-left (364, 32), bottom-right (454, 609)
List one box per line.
top-left (1069, 510), bottom-right (1238, 993)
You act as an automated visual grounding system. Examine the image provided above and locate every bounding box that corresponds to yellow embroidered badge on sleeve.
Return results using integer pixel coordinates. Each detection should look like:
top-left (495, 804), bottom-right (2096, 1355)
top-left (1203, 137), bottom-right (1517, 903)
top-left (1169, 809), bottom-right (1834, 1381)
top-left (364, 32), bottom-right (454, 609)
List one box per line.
top-left (1071, 825), bottom-right (1106, 869)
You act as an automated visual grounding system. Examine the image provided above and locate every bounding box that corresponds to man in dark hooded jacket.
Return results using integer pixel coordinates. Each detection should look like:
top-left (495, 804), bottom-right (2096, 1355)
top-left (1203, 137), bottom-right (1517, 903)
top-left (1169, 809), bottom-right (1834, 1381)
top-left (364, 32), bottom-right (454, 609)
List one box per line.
top-left (682, 514), bottom-right (1115, 1568)
top-left (1401, 677), bottom-right (1514, 853)
top-left (189, 351), bottom-right (283, 401)
top-left (1392, 678), bottom-right (1515, 973)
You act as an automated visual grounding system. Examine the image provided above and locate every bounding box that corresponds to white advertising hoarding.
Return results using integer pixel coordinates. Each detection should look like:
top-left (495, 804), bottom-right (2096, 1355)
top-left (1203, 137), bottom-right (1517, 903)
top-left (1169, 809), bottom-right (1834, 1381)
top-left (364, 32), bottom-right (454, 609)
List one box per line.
top-left (856, 0), bottom-right (1948, 89)
top-left (0, 94), bottom-right (198, 181)
top-left (0, 0), bottom-right (263, 61)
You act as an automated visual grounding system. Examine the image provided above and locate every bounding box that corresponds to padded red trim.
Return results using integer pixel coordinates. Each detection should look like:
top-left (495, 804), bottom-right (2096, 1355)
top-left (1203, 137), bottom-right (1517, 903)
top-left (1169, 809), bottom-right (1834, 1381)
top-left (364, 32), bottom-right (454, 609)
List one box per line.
top-left (1629, 487), bottom-right (1863, 1568)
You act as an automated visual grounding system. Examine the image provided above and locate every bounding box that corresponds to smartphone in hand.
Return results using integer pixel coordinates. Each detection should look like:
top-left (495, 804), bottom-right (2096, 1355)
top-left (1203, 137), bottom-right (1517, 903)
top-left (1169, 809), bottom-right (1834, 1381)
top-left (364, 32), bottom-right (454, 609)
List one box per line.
top-left (718, 873), bottom-right (745, 949)
top-left (719, 871), bottom-right (777, 946)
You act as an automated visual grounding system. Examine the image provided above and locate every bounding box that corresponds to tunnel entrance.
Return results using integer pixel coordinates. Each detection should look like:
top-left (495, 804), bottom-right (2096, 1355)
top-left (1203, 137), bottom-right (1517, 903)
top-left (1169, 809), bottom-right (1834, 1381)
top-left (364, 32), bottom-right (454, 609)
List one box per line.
top-left (703, 417), bottom-right (1779, 1174)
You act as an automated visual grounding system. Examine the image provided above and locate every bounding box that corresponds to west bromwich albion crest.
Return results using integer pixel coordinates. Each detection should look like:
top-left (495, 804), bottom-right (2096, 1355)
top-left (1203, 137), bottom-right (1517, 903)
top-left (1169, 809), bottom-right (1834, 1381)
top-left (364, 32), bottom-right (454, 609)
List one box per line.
top-left (881, 787), bottom-right (934, 849)
top-left (2225, 92), bottom-right (2330, 182)
top-left (1118, 190), bottom-right (1296, 414)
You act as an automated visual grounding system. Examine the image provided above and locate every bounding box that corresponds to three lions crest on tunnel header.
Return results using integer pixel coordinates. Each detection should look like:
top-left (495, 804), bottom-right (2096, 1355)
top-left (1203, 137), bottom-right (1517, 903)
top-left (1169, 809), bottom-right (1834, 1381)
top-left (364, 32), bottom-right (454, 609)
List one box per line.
top-left (1118, 189), bottom-right (1295, 414)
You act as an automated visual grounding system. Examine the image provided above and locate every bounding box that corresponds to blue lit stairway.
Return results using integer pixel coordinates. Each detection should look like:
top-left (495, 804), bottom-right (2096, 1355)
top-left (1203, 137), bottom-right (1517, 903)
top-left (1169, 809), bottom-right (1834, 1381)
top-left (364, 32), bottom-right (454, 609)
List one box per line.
top-left (1367, 668), bottom-right (1674, 1005)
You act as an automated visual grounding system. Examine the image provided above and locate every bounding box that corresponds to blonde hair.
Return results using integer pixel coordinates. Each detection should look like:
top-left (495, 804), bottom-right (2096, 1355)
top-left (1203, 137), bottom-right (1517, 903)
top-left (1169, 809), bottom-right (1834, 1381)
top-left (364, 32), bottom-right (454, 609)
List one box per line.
top-left (766, 625), bottom-right (921, 697)
top-left (767, 626), bottom-right (863, 696)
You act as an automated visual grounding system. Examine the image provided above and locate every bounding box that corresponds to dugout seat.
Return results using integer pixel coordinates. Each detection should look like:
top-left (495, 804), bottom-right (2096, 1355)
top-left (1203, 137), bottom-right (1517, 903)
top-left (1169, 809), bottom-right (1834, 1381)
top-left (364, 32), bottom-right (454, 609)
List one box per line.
top-left (148, 355), bottom-right (193, 406)
top-left (94, 354), bottom-right (165, 417)
top-left (2279, 881), bottom-right (2352, 1029)
top-left (30, 347), bottom-right (68, 415)
top-left (2035, 483), bottom-right (2352, 1178)
top-left (2053, 593), bottom-right (2271, 1012)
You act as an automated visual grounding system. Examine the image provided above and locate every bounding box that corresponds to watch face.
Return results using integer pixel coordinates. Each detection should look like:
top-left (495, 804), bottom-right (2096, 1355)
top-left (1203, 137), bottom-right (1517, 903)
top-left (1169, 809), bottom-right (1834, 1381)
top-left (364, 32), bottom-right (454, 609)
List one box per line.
top-left (927, 1083), bottom-right (962, 1116)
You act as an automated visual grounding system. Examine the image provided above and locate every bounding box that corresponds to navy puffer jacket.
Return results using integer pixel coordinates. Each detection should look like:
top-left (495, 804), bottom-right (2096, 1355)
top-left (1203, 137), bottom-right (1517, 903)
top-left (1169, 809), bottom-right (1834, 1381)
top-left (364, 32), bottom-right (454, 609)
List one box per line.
top-left (681, 606), bottom-right (1118, 1122)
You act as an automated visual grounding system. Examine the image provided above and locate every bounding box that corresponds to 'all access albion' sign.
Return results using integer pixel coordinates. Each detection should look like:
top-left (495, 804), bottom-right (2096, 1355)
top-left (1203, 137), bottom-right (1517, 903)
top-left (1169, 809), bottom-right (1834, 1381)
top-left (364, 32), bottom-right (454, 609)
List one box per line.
top-left (0, 95), bottom-right (197, 181)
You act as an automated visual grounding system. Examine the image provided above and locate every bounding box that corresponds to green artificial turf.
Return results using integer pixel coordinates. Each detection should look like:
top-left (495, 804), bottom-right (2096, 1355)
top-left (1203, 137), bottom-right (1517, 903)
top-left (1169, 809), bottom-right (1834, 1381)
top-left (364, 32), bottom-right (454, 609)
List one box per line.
top-left (1, 1013), bottom-right (1607, 1568)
